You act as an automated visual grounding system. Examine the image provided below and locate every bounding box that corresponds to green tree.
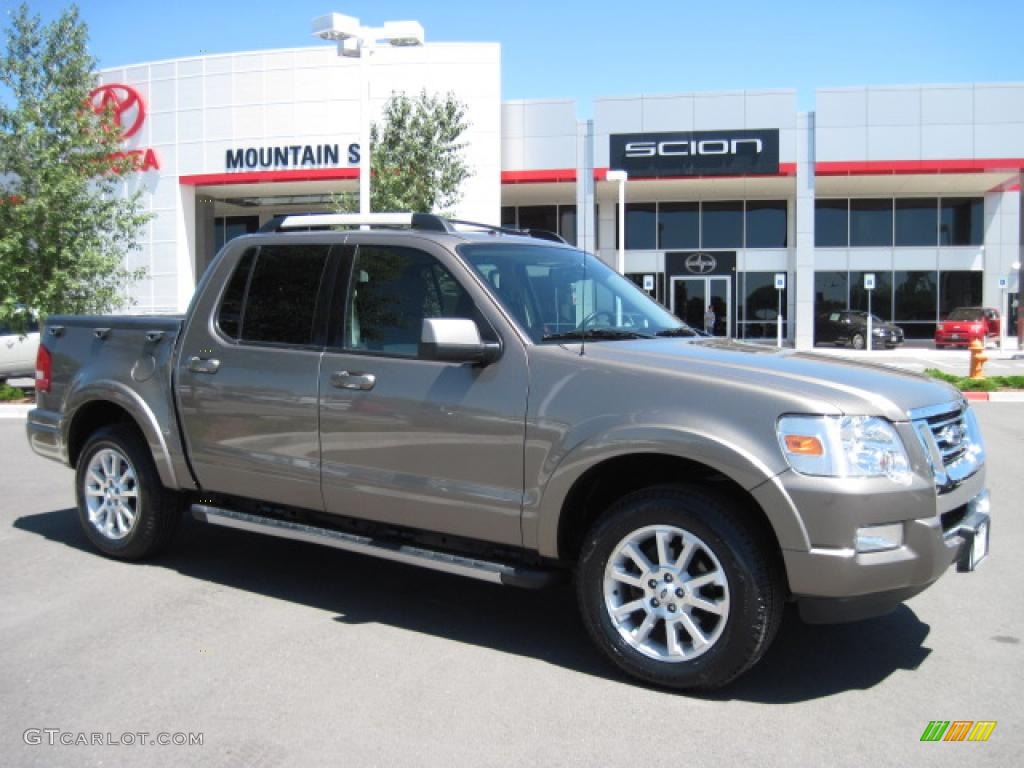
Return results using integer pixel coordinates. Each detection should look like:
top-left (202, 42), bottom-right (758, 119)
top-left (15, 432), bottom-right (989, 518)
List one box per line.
top-left (0, 3), bottom-right (149, 330)
top-left (333, 89), bottom-right (471, 216)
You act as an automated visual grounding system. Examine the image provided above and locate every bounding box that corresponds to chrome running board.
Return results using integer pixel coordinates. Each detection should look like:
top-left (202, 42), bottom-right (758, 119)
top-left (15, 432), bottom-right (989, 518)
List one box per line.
top-left (191, 504), bottom-right (560, 589)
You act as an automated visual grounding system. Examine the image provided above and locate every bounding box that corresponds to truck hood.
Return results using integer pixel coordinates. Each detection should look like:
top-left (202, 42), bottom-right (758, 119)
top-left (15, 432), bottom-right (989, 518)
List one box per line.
top-left (570, 338), bottom-right (961, 421)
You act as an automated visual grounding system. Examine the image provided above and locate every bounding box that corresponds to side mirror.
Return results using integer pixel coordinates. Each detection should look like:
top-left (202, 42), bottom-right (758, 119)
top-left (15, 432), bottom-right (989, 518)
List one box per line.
top-left (419, 318), bottom-right (501, 365)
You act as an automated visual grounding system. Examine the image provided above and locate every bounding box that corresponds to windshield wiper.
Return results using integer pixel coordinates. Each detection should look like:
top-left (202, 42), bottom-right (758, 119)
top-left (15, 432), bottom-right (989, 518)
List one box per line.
top-left (542, 328), bottom-right (654, 342)
top-left (654, 327), bottom-right (699, 337)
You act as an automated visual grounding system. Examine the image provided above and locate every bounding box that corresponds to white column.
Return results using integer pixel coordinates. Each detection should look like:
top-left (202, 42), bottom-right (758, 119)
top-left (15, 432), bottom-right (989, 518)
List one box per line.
top-left (983, 181), bottom-right (1021, 322)
top-left (575, 119), bottom-right (596, 252)
top-left (793, 111), bottom-right (816, 350)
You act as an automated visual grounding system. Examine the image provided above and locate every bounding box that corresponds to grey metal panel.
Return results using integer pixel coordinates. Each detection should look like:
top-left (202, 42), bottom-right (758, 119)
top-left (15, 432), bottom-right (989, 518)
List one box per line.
top-left (693, 93), bottom-right (746, 130)
top-left (522, 100), bottom-right (576, 137)
top-left (867, 87), bottom-right (922, 127)
top-left (922, 124), bottom-right (974, 159)
top-left (501, 101), bottom-right (525, 139)
top-left (593, 97), bottom-right (644, 136)
top-left (815, 88), bottom-right (868, 128)
top-left (974, 122), bottom-right (1024, 157)
top-left (815, 125), bottom-right (868, 162)
top-left (520, 135), bottom-right (578, 170)
top-left (640, 95), bottom-right (695, 132)
top-left (744, 91), bottom-right (798, 129)
top-left (921, 86), bottom-right (974, 125)
top-left (973, 84), bottom-right (1024, 124)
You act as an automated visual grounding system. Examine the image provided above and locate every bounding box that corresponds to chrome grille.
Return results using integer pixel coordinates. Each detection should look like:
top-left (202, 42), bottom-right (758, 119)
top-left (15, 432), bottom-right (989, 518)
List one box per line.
top-left (925, 408), bottom-right (969, 466)
top-left (909, 400), bottom-right (983, 493)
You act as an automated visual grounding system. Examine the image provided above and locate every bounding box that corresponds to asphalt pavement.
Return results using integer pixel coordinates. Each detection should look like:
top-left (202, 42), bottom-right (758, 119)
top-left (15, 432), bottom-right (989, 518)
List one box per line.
top-left (1, 408), bottom-right (1022, 767)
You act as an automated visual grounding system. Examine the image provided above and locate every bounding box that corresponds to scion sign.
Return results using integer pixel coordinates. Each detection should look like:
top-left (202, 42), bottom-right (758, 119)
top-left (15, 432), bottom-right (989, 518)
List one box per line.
top-left (610, 129), bottom-right (780, 177)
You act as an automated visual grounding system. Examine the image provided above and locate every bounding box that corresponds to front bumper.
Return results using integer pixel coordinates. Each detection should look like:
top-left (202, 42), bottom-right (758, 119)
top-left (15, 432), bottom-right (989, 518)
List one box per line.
top-left (788, 487), bottom-right (990, 623)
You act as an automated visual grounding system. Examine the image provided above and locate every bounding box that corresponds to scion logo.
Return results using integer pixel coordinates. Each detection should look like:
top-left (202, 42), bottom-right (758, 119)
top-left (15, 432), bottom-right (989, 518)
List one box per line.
top-left (625, 138), bottom-right (764, 158)
top-left (88, 84), bottom-right (146, 139)
top-left (685, 252), bottom-right (717, 275)
top-left (611, 129), bottom-right (780, 178)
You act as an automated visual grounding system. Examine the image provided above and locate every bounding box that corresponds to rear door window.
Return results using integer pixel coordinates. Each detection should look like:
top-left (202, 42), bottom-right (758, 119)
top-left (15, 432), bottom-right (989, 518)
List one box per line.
top-left (215, 244), bottom-right (331, 346)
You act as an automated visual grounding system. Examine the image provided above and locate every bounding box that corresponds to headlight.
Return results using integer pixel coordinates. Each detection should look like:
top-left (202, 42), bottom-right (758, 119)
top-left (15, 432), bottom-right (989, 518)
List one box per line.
top-left (777, 415), bottom-right (912, 484)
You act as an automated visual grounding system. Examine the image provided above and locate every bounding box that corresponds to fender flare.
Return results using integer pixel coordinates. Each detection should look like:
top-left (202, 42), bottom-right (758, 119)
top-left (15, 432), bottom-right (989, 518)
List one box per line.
top-left (63, 381), bottom-right (183, 490)
top-left (530, 424), bottom-right (810, 558)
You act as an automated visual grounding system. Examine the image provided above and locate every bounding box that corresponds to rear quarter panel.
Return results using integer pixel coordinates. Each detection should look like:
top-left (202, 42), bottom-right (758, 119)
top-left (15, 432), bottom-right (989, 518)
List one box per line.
top-left (38, 316), bottom-right (191, 489)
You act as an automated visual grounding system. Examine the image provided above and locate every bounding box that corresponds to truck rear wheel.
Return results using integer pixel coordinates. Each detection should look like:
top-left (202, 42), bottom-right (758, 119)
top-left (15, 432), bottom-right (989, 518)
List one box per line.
top-left (75, 424), bottom-right (181, 560)
top-left (576, 485), bottom-right (784, 690)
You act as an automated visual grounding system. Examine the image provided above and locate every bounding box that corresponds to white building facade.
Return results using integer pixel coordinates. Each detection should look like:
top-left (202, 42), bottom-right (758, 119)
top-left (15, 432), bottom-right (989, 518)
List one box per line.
top-left (97, 45), bottom-right (1024, 349)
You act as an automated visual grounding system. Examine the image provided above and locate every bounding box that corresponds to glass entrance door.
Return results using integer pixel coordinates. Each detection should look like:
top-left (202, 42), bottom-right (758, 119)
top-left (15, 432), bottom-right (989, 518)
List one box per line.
top-left (671, 276), bottom-right (731, 337)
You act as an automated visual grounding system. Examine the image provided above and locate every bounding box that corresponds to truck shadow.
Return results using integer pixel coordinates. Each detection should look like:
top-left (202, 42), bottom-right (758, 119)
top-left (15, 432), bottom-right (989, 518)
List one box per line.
top-left (14, 508), bottom-right (931, 703)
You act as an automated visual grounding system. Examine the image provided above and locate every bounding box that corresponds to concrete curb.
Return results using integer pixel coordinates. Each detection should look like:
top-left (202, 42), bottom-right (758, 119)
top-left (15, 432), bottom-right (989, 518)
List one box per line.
top-left (0, 404), bottom-right (32, 419)
top-left (965, 391), bottom-right (1024, 402)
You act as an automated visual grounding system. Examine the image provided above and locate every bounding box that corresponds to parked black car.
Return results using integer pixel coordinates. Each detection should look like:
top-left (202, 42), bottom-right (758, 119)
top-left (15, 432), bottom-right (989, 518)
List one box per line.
top-left (815, 310), bottom-right (905, 349)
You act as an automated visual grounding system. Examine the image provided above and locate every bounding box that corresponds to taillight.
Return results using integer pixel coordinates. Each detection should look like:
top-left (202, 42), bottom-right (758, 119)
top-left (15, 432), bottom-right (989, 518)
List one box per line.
top-left (35, 344), bottom-right (52, 393)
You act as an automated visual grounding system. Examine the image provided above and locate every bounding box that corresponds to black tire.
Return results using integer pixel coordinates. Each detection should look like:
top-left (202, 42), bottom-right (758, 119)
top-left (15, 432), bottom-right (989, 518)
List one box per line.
top-left (75, 424), bottom-right (182, 560)
top-left (850, 333), bottom-right (865, 350)
top-left (576, 485), bottom-right (784, 691)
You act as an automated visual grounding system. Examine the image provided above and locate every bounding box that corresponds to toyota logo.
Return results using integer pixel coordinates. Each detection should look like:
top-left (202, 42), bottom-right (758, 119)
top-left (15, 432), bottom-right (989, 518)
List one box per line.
top-left (88, 84), bottom-right (146, 139)
top-left (684, 252), bottom-right (717, 274)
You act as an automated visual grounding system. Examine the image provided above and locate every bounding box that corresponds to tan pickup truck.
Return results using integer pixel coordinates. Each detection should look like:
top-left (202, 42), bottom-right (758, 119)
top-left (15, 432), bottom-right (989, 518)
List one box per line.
top-left (27, 213), bottom-right (990, 690)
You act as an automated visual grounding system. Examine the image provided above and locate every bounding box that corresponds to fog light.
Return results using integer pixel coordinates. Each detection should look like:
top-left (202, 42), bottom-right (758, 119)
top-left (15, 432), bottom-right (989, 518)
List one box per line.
top-left (856, 523), bottom-right (904, 553)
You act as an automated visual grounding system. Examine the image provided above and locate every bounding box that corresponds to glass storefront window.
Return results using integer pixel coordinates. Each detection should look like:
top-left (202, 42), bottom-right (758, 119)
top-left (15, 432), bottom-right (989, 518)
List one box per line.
top-left (939, 198), bottom-right (983, 246)
top-left (214, 215), bottom-right (260, 250)
top-left (701, 201), bottom-right (743, 249)
top-left (621, 203), bottom-right (657, 250)
top-left (850, 270), bottom-right (893, 320)
top-left (559, 205), bottom-right (577, 246)
top-left (815, 200), bottom-right (849, 247)
top-left (745, 201), bottom-right (787, 248)
top-left (658, 202), bottom-right (699, 250)
top-left (517, 205), bottom-right (558, 234)
top-left (740, 271), bottom-right (787, 339)
top-left (850, 199), bottom-right (893, 247)
top-left (893, 271), bottom-right (938, 337)
top-left (814, 271), bottom-right (848, 315)
top-left (939, 271), bottom-right (982, 316)
top-left (501, 206), bottom-right (516, 227)
top-left (894, 198), bottom-right (938, 246)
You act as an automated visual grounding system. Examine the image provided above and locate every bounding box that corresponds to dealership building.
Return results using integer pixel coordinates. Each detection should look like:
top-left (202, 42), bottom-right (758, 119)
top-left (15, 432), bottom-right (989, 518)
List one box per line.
top-left (96, 41), bottom-right (1024, 348)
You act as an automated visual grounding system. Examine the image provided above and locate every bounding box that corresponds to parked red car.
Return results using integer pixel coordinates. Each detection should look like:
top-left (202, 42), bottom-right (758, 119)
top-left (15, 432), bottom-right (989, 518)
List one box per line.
top-left (935, 307), bottom-right (1000, 348)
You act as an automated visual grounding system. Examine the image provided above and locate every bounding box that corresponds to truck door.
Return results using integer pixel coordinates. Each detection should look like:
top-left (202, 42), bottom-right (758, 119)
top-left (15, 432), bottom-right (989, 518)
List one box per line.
top-left (176, 242), bottom-right (336, 511)
top-left (318, 242), bottom-right (528, 547)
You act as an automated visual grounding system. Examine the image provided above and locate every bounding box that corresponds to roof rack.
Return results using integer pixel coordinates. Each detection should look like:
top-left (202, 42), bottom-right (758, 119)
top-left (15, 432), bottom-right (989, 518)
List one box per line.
top-left (257, 212), bottom-right (569, 244)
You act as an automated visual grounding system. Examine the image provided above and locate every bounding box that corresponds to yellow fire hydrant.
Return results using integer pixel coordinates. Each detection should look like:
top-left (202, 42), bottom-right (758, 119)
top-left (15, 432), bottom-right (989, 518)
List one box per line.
top-left (968, 337), bottom-right (988, 380)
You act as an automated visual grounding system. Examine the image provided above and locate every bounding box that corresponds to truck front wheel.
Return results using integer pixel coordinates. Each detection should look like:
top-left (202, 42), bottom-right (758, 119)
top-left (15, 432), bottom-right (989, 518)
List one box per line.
top-left (75, 425), bottom-right (181, 560)
top-left (576, 485), bottom-right (784, 690)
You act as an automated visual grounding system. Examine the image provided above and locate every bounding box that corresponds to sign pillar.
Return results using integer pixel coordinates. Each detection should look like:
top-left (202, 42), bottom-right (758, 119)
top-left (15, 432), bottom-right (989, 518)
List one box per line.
top-left (775, 272), bottom-right (786, 348)
top-left (864, 273), bottom-right (876, 352)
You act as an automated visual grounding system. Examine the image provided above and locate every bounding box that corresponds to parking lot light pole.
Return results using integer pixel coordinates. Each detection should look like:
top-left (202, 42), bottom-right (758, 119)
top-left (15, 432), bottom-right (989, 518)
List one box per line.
top-left (312, 13), bottom-right (425, 220)
top-left (606, 170), bottom-right (628, 275)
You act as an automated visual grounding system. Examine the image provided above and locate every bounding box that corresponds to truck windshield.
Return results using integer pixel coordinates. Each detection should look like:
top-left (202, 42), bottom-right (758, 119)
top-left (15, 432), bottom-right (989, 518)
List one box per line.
top-left (458, 243), bottom-right (691, 343)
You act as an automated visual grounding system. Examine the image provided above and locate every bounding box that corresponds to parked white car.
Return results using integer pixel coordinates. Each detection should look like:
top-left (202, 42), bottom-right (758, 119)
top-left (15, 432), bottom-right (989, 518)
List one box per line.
top-left (0, 313), bottom-right (40, 383)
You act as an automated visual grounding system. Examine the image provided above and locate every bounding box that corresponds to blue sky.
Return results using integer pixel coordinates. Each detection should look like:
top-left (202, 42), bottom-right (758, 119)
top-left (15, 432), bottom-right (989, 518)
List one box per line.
top-left (5, 0), bottom-right (1023, 112)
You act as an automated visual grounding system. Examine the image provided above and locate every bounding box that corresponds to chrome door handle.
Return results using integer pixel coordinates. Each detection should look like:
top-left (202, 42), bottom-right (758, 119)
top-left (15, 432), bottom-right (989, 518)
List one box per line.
top-left (188, 356), bottom-right (221, 374)
top-left (330, 370), bottom-right (376, 391)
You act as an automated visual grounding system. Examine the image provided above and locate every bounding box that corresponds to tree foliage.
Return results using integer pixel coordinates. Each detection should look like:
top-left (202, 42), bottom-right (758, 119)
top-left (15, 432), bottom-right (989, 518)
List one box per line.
top-left (0, 3), bottom-right (150, 329)
top-left (333, 89), bottom-right (471, 216)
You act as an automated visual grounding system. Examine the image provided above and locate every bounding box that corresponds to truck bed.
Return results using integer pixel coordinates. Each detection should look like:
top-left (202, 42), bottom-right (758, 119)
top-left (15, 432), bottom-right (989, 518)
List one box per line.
top-left (29, 314), bottom-right (192, 490)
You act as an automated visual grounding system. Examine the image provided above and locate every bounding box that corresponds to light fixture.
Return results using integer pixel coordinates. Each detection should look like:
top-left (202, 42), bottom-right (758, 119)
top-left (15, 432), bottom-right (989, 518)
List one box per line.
top-left (312, 12), bottom-right (426, 220)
